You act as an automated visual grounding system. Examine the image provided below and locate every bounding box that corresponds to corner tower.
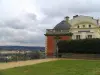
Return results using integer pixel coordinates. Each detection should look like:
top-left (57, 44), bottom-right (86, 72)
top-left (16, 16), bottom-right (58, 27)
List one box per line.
top-left (44, 16), bottom-right (72, 57)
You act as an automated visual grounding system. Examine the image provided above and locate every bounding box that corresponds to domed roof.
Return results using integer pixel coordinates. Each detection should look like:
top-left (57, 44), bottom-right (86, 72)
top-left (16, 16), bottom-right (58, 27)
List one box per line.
top-left (53, 20), bottom-right (71, 30)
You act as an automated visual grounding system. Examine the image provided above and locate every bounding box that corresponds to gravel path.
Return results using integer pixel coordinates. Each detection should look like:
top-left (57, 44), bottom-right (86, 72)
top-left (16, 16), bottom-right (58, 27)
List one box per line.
top-left (0, 58), bottom-right (58, 70)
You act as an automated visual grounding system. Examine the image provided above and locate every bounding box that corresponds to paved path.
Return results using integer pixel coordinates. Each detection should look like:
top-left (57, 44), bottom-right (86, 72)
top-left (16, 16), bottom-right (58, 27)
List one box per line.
top-left (0, 58), bottom-right (58, 70)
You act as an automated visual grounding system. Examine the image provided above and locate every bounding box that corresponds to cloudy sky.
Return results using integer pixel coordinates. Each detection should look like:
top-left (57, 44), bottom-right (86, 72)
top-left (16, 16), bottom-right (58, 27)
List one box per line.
top-left (0, 0), bottom-right (100, 46)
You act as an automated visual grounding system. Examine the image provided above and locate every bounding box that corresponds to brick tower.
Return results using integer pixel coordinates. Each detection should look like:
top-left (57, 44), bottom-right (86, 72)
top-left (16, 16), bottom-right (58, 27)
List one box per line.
top-left (44, 17), bottom-right (72, 57)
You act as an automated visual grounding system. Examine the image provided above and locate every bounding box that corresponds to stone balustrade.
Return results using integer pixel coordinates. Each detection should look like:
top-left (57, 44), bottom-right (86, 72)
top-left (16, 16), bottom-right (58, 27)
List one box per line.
top-left (46, 29), bottom-right (69, 34)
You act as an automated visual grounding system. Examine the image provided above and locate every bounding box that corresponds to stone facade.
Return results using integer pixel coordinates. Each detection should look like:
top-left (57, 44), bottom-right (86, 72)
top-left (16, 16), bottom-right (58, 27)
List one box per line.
top-left (45, 15), bottom-right (100, 57)
top-left (69, 15), bottom-right (100, 39)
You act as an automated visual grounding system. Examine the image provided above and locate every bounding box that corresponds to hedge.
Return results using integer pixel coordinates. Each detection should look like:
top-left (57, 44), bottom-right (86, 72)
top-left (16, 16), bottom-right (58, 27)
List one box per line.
top-left (57, 39), bottom-right (100, 54)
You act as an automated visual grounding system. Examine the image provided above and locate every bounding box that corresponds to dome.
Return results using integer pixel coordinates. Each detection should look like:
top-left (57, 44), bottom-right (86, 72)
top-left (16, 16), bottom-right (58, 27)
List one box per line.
top-left (53, 20), bottom-right (71, 30)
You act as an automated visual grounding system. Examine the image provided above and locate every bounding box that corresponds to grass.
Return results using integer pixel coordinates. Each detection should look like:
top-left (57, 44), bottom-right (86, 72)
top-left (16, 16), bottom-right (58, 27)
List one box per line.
top-left (0, 60), bottom-right (100, 75)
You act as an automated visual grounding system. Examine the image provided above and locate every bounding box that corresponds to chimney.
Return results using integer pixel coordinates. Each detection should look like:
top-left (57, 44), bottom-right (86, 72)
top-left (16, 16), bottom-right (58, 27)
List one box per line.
top-left (97, 19), bottom-right (99, 25)
top-left (65, 16), bottom-right (69, 22)
top-left (73, 15), bottom-right (78, 19)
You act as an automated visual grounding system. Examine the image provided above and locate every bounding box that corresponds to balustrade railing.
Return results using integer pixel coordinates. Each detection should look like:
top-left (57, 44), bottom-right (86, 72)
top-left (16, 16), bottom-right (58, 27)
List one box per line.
top-left (46, 29), bottom-right (69, 34)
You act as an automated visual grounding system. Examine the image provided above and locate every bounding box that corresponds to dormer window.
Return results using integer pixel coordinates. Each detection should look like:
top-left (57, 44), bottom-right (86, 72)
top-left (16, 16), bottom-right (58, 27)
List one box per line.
top-left (89, 25), bottom-right (91, 28)
top-left (77, 25), bottom-right (80, 28)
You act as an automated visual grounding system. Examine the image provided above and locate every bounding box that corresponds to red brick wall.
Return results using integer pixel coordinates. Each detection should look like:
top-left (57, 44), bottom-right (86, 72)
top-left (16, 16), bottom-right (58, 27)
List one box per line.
top-left (47, 36), bottom-right (54, 56)
top-left (60, 36), bottom-right (71, 40)
top-left (46, 36), bottom-right (71, 57)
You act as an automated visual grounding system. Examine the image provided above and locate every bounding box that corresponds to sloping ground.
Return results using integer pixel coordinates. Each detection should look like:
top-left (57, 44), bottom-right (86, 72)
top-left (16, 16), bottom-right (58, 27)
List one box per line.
top-left (0, 58), bottom-right (57, 70)
top-left (1, 60), bottom-right (100, 75)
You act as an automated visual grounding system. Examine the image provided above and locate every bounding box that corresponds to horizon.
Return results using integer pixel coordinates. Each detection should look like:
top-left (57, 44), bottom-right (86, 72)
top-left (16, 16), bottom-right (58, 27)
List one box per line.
top-left (0, 45), bottom-right (45, 47)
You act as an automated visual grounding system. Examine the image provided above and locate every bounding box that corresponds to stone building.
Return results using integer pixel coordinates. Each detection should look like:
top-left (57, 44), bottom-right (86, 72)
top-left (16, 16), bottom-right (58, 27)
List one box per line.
top-left (45, 15), bottom-right (100, 57)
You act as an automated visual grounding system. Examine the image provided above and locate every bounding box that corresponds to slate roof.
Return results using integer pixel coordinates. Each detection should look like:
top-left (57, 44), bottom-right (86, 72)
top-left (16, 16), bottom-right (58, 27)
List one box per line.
top-left (53, 20), bottom-right (71, 30)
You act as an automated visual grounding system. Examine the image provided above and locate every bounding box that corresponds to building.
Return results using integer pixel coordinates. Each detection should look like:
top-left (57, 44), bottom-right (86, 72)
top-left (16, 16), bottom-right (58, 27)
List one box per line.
top-left (45, 15), bottom-right (100, 57)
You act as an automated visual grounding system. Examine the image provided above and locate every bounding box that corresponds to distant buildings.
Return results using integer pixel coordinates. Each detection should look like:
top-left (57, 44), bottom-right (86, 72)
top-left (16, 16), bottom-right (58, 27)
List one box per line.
top-left (0, 50), bottom-right (31, 54)
top-left (45, 15), bottom-right (100, 57)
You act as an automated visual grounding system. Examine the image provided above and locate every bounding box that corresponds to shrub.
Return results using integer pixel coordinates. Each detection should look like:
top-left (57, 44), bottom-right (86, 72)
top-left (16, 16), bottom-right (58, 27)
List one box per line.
top-left (57, 39), bottom-right (100, 54)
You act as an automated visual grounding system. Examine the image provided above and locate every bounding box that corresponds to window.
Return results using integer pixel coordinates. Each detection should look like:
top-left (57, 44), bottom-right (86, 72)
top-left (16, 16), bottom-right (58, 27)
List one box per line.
top-left (76, 35), bottom-right (80, 40)
top-left (83, 25), bottom-right (85, 28)
top-left (87, 35), bottom-right (92, 39)
top-left (89, 25), bottom-right (91, 28)
top-left (77, 25), bottom-right (80, 28)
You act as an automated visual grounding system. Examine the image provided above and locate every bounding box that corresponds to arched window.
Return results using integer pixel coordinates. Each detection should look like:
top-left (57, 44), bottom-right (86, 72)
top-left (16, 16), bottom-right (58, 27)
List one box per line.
top-left (89, 25), bottom-right (91, 28)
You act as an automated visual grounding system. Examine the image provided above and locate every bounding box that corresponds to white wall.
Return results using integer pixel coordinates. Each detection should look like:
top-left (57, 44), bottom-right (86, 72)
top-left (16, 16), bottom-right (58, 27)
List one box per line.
top-left (69, 15), bottom-right (100, 39)
top-left (69, 16), bottom-right (98, 26)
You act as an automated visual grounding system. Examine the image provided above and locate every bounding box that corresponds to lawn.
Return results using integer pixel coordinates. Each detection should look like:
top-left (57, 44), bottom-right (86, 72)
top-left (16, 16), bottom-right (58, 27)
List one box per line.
top-left (0, 60), bottom-right (100, 75)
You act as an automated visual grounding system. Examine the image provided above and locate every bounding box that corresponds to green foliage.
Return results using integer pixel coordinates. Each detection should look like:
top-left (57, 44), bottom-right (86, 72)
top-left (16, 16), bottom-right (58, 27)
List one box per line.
top-left (58, 39), bottom-right (100, 54)
top-left (0, 51), bottom-right (42, 62)
top-left (54, 36), bottom-right (61, 40)
top-left (1, 60), bottom-right (100, 75)
top-left (66, 32), bottom-right (73, 36)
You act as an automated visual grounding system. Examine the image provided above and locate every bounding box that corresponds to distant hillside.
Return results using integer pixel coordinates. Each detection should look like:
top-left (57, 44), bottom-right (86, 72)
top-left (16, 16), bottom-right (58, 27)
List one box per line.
top-left (0, 46), bottom-right (45, 51)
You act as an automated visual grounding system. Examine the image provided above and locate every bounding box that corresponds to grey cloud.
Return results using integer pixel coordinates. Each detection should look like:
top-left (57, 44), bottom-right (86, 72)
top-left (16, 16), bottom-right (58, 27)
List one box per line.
top-left (26, 13), bottom-right (37, 20)
top-left (5, 20), bottom-right (26, 29)
top-left (0, 12), bottom-right (46, 46)
top-left (1, 0), bottom-right (100, 46)
top-left (0, 27), bottom-right (45, 46)
top-left (2, 13), bottom-right (38, 29)
top-left (68, 2), bottom-right (100, 14)
top-left (37, 0), bottom-right (100, 18)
